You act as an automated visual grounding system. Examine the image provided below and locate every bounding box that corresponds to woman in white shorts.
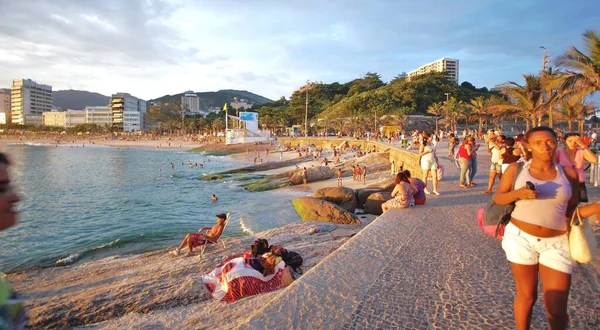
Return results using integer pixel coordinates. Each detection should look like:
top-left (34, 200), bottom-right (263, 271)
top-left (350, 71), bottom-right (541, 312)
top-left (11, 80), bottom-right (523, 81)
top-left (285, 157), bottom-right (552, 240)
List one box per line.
top-left (418, 133), bottom-right (440, 195)
top-left (493, 126), bottom-right (598, 330)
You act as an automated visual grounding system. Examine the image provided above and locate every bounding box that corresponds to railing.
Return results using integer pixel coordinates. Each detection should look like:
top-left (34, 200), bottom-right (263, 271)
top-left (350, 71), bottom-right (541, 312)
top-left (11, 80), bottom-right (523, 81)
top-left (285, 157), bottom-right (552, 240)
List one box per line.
top-left (589, 159), bottom-right (600, 186)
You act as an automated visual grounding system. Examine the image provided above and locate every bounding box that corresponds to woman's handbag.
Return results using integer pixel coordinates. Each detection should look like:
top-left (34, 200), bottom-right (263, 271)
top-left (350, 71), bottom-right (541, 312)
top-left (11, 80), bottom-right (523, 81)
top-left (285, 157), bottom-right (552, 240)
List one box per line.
top-left (578, 182), bottom-right (589, 203)
top-left (569, 208), bottom-right (598, 264)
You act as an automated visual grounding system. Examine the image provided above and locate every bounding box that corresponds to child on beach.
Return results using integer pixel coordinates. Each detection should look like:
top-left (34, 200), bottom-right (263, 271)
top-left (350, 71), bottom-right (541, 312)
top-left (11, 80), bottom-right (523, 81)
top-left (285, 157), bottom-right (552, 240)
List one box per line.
top-left (362, 166), bottom-right (367, 184)
top-left (337, 168), bottom-right (343, 187)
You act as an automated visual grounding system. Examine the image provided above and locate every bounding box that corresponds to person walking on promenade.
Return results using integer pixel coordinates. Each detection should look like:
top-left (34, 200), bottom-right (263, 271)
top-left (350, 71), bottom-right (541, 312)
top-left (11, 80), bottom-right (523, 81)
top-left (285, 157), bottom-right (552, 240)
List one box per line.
top-left (493, 126), bottom-right (598, 330)
top-left (556, 133), bottom-right (598, 202)
top-left (468, 136), bottom-right (481, 187)
top-left (483, 134), bottom-right (506, 194)
top-left (500, 137), bottom-right (521, 174)
top-left (448, 133), bottom-right (458, 158)
top-left (457, 137), bottom-right (473, 188)
top-left (418, 133), bottom-right (440, 195)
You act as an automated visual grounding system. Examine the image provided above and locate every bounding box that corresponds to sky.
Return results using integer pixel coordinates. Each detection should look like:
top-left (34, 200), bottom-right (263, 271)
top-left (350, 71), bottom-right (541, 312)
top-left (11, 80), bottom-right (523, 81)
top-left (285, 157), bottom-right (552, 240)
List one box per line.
top-left (0, 0), bottom-right (599, 101)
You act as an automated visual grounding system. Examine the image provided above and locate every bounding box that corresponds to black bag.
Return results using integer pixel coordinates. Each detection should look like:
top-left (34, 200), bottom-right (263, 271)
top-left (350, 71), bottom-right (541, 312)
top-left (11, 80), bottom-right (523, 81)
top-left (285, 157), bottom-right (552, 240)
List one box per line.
top-left (579, 182), bottom-right (588, 203)
top-left (482, 162), bottom-right (524, 237)
top-left (282, 250), bottom-right (303, 274)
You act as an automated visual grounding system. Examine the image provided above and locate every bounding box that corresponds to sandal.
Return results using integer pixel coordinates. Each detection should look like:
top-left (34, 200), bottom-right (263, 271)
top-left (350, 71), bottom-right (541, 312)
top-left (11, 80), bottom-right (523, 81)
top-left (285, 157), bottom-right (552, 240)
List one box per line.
top-left (482, 190), bottom-right (491, 194)
top-left (459, 184), bottom-right (467, 188)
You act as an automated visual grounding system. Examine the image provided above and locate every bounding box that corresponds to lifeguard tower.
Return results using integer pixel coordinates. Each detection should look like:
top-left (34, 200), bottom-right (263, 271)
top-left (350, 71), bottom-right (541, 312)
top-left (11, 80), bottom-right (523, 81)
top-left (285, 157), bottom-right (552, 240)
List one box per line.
top-left (225, 111), bottom-right (270, 145)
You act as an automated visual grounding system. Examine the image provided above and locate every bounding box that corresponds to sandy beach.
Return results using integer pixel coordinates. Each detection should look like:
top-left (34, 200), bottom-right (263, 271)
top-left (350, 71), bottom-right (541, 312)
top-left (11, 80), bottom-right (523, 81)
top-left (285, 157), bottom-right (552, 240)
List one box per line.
top-left (4, 136), bottom-right (388, 328)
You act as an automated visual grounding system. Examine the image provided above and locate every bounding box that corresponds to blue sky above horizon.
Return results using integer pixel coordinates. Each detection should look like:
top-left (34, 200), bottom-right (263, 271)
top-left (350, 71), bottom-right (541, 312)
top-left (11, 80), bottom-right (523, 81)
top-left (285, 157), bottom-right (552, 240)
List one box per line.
top-left (0, 0), bottom-right (599, 101)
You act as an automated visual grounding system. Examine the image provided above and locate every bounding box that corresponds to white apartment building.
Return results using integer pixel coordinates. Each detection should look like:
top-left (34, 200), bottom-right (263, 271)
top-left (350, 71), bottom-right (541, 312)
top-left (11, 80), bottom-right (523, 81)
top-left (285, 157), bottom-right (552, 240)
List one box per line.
top-left (42, 110), bottom-right (86, 128)
top-left (407, 58), bottom-right (459, 83)
top-left (85, 106), bottom-right (112, 127)
top-left (110, 93), bottom-right (146, 131)
top-left (231, 98), bottom-right (254, 111)
top-left (182, 91), bottom-right (200, 113)
top-left (11, 79), bottom-right (53, 125)
top-left (0, 89), bottom-right (11, 124)
top-left (123, 111), bottom-right (143, 132)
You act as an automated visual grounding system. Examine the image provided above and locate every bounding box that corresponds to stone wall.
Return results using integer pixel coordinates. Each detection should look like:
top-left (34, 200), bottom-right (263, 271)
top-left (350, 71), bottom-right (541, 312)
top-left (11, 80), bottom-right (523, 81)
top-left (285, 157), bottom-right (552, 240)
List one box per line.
top-left (278, 137), bottom-right (423, 177)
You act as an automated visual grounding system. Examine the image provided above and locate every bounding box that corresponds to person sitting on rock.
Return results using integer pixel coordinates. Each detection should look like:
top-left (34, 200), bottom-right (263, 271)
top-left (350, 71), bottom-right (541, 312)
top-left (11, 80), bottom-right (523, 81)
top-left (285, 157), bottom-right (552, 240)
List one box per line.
top-left (403, 170), bottom-right (425, 205)
top-left (381, 172), bottom-right (413, 212)
top-left (172, 213), bottom-right (227, 256)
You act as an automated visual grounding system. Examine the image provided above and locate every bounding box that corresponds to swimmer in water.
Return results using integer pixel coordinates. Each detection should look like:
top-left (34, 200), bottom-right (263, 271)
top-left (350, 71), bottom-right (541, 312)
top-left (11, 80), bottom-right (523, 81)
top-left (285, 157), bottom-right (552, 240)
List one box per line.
top-left (211, 194), bottom-right (218, 202)
top-left (170, 163), bottom-right (174, 169)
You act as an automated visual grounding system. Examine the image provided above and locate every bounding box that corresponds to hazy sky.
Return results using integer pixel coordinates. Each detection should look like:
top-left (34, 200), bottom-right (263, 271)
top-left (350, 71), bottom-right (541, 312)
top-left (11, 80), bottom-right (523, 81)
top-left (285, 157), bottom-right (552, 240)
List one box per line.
top-left (0, 0), bottom-right (599, 101)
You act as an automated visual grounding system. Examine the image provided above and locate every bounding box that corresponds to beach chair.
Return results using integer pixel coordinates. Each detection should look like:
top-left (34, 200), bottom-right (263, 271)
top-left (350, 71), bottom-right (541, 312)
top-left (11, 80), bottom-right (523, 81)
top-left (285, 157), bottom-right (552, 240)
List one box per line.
top-left (197, 212), bottom-right (231, 258)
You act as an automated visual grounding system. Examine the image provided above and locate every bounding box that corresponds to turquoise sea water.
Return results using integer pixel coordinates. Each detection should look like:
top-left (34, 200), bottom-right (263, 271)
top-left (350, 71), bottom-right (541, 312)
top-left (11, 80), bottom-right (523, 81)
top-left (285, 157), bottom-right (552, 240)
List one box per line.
top-left (0, 144), bottom-right (305, 272)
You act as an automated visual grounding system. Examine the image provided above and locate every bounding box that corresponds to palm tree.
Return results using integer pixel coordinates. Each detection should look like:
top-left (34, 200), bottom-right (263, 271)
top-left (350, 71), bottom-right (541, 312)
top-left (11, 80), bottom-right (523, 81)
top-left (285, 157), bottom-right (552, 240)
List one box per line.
top-left (539, 67), bottom-right (562, 128)
top-left (467, 96), bottom-right (490, 132)
top-left (496, 74), bottom-right (545, 130)
top-left (427, 102), bottom-right (444, 133)
top-left (557, 94), bottom-right (596, 132)
top-left (555, 30), bottom-right (600, 99)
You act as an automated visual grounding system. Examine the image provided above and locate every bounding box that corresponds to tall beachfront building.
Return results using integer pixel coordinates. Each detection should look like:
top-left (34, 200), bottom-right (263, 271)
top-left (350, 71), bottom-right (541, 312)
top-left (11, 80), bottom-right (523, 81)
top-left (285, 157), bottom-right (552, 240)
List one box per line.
top-left (407, 58), bottom-right (459, 83)
top-left (11, 79), bottom-right (53, 125)
top-left (181, 91), bottom-right (200, 113)
top-left (42, 110), bottom-right (86, 128)
top-left (110, 93), bottom-right (146, 132)
top-left (0, 89), bottom-right (11, 124)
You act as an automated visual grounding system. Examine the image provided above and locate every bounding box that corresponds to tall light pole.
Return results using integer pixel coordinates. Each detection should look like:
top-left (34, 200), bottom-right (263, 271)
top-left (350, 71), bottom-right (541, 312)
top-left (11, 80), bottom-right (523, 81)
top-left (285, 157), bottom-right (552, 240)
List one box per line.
top-left (304, 80), bottom-right (311, 137)
top-left (539, 46), bottom-right (552, 127)
top-left (441, 92), bottom-right (450, 134)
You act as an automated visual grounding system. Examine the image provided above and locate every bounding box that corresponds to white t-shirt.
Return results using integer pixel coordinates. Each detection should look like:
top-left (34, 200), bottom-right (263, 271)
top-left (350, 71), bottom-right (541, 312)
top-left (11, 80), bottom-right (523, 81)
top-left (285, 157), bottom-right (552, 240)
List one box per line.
top-left (489, 142), bottom-right (502, 163)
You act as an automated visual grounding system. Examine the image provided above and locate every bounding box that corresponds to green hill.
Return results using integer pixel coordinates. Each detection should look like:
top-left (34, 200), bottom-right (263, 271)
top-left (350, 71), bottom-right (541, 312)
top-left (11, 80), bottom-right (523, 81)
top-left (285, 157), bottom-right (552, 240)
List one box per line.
top-left (149, 90), bottom-right (272, 108)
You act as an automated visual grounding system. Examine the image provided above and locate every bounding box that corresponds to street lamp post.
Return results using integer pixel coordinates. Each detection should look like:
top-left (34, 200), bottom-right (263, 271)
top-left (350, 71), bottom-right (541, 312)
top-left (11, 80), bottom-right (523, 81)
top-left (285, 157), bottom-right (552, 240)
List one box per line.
top-left (441, 93), bottom-right (450, 134)
top-left (539, 46), bottom-right (552, 127)
top-left (304, 80), bottom-right (311, 137)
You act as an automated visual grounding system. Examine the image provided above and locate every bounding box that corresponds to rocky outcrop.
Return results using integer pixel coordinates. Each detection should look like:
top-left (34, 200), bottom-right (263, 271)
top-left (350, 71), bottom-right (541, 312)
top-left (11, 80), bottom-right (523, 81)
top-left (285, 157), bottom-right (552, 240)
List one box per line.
top-left (289, 166), bottom-right (334, 185)
top-left (313, 187), bottom-right (357, 212)
top-left (355, 188), bottom-right (383, 208)
top-left (292, 197), bottom-right (361, 225)
top-left (367, 178), bottom-right (395, 192)
top-left (364, 192), bottom-right (392, 215)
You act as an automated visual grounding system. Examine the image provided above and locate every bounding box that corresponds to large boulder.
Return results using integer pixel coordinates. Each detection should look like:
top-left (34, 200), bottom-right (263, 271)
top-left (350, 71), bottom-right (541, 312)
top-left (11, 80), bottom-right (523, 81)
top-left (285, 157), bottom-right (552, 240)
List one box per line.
top-left (289, 166), bottom-right (334, 185)
top-left (291, 197), bottom-right (361, 225)
top-left (364, 192), bottom-right (392, 215)
top-left (355, 188), bottom-right (383, 208)
top-left (313, 187), bottom-right (357, 212)
top-left (366, 178), bottom-right (395, 192)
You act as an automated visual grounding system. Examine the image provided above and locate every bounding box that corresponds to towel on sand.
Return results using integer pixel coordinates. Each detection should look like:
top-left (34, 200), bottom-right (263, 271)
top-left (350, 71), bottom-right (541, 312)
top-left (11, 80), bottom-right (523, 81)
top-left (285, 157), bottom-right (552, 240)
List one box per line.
top-left (202, 254), bottom-right (286, 303)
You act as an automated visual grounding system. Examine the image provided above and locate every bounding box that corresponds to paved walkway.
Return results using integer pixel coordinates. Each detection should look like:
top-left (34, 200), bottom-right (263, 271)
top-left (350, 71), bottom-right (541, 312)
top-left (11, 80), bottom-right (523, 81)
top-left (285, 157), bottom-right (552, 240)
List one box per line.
top-left (238, 141), bottom-right (600, 329)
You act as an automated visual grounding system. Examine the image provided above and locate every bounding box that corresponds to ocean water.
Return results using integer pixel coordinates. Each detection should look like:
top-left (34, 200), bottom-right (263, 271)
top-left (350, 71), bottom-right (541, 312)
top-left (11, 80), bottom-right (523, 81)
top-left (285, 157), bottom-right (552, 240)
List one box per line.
top-left (0, 144), bottom-right (306, 272)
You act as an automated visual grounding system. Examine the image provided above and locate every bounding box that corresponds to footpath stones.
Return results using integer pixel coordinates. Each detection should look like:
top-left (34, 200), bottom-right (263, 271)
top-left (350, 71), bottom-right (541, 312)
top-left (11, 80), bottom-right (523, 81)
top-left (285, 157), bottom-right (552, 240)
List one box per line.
top-left (313, 187), bottom-right (357, 212)
top-left (292, 197), bottom-right (362, 225)
top-left (364, 192), bottom-right (392, 215)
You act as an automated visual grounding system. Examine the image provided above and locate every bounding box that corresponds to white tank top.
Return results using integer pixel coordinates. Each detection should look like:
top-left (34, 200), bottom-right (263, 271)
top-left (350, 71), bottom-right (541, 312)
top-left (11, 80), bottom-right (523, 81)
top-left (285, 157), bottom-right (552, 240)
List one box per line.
top-left (511, 163), bottom-right (571, 231)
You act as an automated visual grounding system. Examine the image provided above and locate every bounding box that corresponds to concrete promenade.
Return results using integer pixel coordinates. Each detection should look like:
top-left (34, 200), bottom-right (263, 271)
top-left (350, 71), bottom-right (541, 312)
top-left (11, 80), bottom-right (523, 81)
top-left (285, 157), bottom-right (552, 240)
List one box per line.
top-left (239, 141), bottom-right (600, 329)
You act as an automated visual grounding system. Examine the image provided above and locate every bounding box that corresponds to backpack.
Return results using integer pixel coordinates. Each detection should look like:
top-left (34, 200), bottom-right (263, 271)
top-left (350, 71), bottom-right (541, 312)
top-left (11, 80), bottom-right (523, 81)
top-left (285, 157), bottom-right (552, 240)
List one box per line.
top-left (477, 162), bottom-right (524, 239)
top-left (282, 250), bottom-right (303, 274)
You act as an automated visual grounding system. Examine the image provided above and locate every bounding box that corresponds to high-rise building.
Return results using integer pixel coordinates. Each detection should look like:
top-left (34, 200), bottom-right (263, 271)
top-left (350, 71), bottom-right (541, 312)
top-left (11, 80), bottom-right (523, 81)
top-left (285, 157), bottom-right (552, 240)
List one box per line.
top-left (110, 93), bottom-right (146, 131)
top-left (181, 91), bottom-right (200, 113)
top-left (11, 79), bottom-right (53, 125)
top-left (407, 58), bottom-right (459, 83)
top-left (0, 89), bottom-right (11, 124)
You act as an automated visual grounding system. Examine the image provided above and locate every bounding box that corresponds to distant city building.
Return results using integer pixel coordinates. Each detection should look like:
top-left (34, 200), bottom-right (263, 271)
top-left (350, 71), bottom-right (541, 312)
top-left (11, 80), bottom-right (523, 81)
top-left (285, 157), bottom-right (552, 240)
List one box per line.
top-left (231, 98), bottom-right (254, 111)
top-left (11, 78), bottom-right (53, 125)
top-left (110, 93), bottom-right (146, 131)
top-left (407, 58), bottom-right (459, 83)
top-left (181, 91), bottom-right (200, 113)
top-left (123, 111), bottom-right (143, 132)
top-left (0, 88), bottom-right (11, 124)
top-left (85, 106), bottom-right (112, 127)
top-left (42, 110), bottom-right (86, 128)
